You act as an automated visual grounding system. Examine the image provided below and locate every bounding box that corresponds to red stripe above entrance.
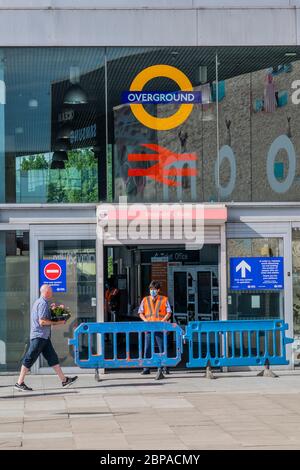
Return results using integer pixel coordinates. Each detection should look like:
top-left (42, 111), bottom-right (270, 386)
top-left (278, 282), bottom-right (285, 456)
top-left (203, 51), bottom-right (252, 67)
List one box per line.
top-left (97, 204), bottom-right (227, 223)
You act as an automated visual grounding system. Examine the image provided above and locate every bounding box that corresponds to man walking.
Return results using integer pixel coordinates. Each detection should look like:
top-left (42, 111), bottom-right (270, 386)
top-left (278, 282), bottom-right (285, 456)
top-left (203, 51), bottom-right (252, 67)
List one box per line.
top-left (15, 284), bottom-right (78, 391)
top-left (139, 280), bottom-right (172, 380)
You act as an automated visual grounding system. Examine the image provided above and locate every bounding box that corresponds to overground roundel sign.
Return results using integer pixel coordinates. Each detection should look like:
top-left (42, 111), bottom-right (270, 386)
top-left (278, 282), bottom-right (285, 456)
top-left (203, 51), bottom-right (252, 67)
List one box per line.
top-left (129, 65), bottom-right (194, 131)
top-left (44, 262), bottom-right (62, 281)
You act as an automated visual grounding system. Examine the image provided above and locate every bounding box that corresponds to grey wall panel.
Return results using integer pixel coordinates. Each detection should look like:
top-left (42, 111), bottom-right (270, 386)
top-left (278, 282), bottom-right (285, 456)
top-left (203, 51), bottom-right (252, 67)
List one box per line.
top-left (0, 1), bottom-right (293, 9)
top-left (228, 205), bottom-right (300, 223)
top-left (226, 221), bottom-right (291, 238)
top-left (0, 9), bottom-right (198, 46)
top-left (0, 5), bottom-right (297, 46)
top-left (52, 9), bottom-right (198, 47)
top-left (0, 204), bottom-right (97, 223)
top-left (198, 9), bottom-right (297, 45)
top-left (0, 11), bottom-right (55, 46)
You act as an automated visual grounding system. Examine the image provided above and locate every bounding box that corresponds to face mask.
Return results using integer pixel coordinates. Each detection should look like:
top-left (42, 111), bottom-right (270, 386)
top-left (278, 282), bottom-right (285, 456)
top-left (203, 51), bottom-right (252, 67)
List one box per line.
top-left (150, 289), bottom-right (158, 298)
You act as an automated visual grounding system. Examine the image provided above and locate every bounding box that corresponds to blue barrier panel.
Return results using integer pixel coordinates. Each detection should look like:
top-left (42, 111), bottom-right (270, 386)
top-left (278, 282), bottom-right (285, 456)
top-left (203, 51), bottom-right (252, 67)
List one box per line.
top-left (68, 321), bottom-right (183, 369)
top-left (184, 320), bottom-right (294, 368)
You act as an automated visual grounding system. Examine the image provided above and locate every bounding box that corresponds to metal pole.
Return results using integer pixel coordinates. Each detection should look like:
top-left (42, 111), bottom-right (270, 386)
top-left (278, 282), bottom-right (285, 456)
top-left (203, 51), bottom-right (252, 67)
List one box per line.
top-left (215, 51), bottom-right (220, 202)
top-left (0, 50), bottom-right (5, 202)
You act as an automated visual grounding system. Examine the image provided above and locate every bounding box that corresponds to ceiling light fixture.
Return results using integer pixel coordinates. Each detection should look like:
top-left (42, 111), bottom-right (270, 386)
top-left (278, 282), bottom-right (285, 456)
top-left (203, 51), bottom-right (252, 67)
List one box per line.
top-left (63, 66), bottom-right (88, 105)
top-left (198, 65), bottom-right (208, 84)
top-left (57, 124), bottom-right (72, 140)
top-left (50, 150), bottom-right (68, 170)
top-left (28, 99), bottom-right (38, 108)
top-left (50, 160), bottom-right (65, 170)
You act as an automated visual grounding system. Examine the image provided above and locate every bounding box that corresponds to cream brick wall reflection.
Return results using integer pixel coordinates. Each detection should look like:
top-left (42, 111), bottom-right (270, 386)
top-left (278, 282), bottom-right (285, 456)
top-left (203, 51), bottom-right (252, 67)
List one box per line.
top-left (114, 61), bottom-right (300, 203)
top-left (156, 61), bottom-right (300, 202)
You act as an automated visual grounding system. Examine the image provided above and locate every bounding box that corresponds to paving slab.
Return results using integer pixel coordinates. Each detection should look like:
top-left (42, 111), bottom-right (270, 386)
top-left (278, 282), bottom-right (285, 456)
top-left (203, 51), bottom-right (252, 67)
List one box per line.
top-left (22, 438), bottom-right (76, 450)
top-left (0, 371), bottom-right (300, 449)
top-left (74, 434), bottom-right (129, 450)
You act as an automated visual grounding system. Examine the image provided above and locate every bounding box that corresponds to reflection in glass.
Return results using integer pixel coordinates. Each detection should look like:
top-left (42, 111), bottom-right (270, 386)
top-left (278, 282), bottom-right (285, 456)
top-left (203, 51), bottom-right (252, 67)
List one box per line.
top-left (0, 231), bottom-right (30, 372)
top-left (227, 238), bottom-right (284, 320)
top-left (40, 239), bottom-right (96, 368)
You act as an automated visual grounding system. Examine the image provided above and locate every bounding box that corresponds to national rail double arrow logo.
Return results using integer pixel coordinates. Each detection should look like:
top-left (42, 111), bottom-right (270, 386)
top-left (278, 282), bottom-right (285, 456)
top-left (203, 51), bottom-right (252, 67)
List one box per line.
top-left (128, 143), bottom-right (197, 186)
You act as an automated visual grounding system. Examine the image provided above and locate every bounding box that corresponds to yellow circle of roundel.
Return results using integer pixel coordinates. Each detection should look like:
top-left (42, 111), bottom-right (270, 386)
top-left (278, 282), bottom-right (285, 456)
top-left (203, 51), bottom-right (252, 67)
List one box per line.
top-left (129, 64), bottom-right (194, 131)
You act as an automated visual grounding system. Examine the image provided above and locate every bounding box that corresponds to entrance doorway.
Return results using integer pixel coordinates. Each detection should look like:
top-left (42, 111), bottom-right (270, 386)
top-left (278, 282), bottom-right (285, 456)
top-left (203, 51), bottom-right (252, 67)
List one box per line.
top-left (168, 266), bottom-right (219, 326)
top-left (30, 224), bottom-right (97, 374)
top-left (104, 244), bottom-right (220, 327)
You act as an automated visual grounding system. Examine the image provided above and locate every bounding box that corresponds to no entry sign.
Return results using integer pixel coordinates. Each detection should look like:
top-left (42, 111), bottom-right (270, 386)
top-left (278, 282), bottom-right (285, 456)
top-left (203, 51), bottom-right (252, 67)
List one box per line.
top-left (44, 262), bottom-right (62, 281)
top-left (39, 260), bottom-right (67, 292)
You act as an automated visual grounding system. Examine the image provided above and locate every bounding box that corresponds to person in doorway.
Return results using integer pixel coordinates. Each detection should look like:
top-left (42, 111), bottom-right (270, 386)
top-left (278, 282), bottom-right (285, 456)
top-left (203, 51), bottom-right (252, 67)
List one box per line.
top-left (139, 280), bottom-right (172, 380)
top-left (105, 277), bottom-right (120, 322)
top-left (14, 284), bottom-right (78, 392)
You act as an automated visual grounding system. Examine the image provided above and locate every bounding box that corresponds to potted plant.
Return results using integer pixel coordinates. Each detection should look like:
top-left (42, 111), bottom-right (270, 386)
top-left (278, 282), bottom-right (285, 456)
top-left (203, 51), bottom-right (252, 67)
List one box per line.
top-left (50, 303), bottom-right (71, 322)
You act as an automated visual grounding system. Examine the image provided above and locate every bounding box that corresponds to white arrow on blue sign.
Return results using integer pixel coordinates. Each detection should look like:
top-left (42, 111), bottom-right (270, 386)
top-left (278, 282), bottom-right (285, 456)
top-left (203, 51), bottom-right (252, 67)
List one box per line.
top-left (230, 257), bottom-right (284, 290)
top-left (235, 260), bottom-right (251, 278)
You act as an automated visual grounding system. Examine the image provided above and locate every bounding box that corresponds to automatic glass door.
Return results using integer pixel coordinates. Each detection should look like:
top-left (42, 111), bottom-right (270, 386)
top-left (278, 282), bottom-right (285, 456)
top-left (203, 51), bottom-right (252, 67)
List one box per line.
top-left (169, 266), bottom-right (219, 326)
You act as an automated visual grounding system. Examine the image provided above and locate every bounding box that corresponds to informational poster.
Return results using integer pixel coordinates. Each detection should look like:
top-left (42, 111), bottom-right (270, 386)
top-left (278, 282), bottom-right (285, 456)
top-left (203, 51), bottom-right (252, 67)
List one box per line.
top-left (151, 257), bottom-right (168, 296)
top-left (39, 260), bottom-right (67, 293)
top-left (251, 295), bottom-right (261, 308)
top-left (230, 257), bottom-right (284, 290)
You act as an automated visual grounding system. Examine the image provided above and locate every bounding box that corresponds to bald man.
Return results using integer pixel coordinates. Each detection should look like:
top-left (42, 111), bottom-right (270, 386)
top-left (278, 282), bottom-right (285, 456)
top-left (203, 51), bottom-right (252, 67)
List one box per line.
top-left (15, 285), bottom-right (78, 392)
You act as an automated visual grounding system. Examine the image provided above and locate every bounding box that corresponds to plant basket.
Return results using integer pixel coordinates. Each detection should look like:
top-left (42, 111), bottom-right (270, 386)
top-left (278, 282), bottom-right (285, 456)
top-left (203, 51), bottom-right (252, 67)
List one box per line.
top-left (51, 312), bottom-right (71, 322)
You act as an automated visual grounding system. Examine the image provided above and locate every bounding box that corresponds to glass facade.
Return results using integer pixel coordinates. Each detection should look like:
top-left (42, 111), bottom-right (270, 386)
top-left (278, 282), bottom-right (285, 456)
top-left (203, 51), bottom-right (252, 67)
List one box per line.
top-left (3, 48), bottom-right (105, 203)
top-left (0, 231), bottom-right (30, 372)
top-left (227, 238), bottom-right (284, 320)
top-left (292, 228), bottom-right (300, 365)
top-left (39, 239), bottom-right (96, 367)
top-left (0, 46), bottom-right (300, 204)
top-left (0, 45), bottom-right (299, 369)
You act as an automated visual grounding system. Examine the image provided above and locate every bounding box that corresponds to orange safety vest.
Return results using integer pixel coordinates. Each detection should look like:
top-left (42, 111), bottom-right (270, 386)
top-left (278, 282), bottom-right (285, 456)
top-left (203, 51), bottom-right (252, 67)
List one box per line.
top-left (105, 288), bottom-right (119, 303)
top-left (143, 295), bottom-right (168, 322)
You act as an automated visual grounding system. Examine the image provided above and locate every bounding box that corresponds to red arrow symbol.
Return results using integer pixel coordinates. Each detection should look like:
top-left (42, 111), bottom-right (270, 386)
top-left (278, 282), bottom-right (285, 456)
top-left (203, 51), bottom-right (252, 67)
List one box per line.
top-left (128, 144), bottom-right (197, 186)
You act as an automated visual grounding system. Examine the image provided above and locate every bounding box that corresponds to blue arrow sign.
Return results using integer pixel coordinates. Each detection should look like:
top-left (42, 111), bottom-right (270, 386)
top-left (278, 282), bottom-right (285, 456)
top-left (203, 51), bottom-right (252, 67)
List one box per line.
top-left (230, 257), bottom-right (284, 290)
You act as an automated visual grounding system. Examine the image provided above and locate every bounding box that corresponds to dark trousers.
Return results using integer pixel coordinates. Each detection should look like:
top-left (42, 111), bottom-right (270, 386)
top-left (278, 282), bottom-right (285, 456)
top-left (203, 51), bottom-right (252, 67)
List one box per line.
top-left (144, 332), bottom-right (164, 371)
top-left (22, 338), bottom-right (59, 369)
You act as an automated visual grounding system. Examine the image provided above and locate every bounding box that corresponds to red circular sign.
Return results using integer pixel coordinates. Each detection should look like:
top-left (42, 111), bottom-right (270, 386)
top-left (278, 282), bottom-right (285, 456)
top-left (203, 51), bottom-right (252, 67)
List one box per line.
top-left (44, 262), bottom-right (62, 281)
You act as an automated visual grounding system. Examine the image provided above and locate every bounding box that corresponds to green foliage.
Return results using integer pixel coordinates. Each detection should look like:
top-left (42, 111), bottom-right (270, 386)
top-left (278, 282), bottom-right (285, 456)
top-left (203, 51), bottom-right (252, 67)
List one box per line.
top-left (107, 256), bottom-right (114, 278)
top-left (47, 149), bottom-right (98, 203)
top-left (20, 154), bottom-right (49, 171)
top-left (106, 145), bottom-right (113, 202)
top-left (19, 149), bottom-right (98, 203)
top-left (294, 294), bottom-right (300, 324)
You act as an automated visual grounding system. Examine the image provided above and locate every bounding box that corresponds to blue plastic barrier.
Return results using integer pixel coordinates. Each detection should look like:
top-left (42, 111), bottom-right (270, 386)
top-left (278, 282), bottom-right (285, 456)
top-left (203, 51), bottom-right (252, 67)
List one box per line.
top-left (68, 321), bottom-right (183, 370)
top-left (184, 319), bottom-right (293, 369)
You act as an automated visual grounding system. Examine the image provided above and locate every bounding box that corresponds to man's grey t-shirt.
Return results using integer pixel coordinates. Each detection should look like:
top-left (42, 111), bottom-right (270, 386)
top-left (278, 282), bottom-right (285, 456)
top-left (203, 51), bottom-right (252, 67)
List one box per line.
top-left (30, 296), bottom-right (51, 340)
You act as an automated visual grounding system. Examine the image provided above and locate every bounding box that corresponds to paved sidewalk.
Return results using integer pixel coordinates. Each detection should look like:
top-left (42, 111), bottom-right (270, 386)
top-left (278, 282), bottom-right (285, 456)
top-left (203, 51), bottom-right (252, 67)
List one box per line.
top-left (1, 370), bottom-right (300, 450)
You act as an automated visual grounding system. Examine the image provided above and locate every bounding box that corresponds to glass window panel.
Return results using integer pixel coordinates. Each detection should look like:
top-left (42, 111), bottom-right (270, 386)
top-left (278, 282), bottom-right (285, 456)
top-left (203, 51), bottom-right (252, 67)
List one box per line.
top-left (292, 228), bottom-right (300, 365)
top-left (227, 238), bottom-right (284, 320)
top-left (107, 46), bottom-right (217, 203)
top-left (2, 47), bottom-right (106, 203)
top-left (0, 231), bottom-right (30, 372)
top-left (216, 46), bottom-right (300, 202)
top-left (39, 239), bottom-right (96, 367)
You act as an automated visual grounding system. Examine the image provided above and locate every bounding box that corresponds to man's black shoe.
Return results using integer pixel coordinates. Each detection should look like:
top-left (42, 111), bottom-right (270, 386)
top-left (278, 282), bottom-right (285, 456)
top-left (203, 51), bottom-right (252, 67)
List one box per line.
top-left (140, 369), bottom-right (150, 375)
top-left (163, 367), bottom-right (170, 375)
top-left (155, 368), bottom-right (165, 380)
top-left (62, 376), bottom-right (78, 388)
top-left (14, 382), bottom-right (33, 392)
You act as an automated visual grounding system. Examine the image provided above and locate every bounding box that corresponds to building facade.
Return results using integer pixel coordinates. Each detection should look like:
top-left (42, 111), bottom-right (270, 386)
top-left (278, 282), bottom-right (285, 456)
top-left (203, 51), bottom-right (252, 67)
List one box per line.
top-left (0, 1), bottom-right (300, 373)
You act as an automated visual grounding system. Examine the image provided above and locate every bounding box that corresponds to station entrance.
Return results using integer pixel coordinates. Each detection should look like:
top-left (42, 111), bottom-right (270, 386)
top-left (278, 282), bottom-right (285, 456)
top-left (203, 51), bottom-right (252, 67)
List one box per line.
top-left (104, 244), bottom-right (220, 327)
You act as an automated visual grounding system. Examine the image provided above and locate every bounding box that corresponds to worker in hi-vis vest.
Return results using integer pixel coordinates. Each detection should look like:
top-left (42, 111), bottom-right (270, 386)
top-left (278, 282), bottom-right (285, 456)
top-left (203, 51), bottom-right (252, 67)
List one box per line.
top-left (138, 280), bottom-right (172, 380)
